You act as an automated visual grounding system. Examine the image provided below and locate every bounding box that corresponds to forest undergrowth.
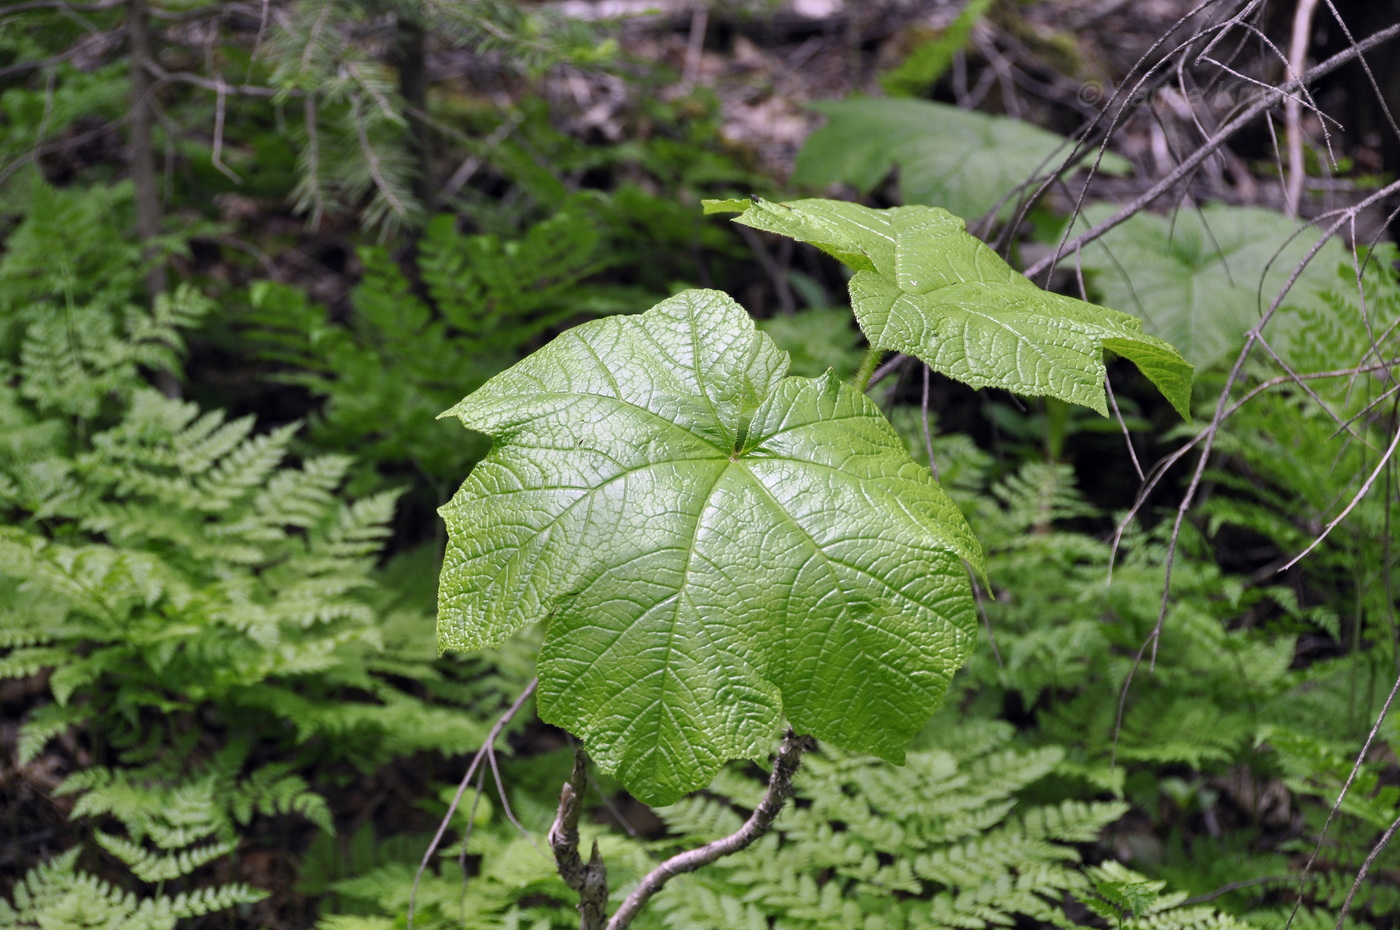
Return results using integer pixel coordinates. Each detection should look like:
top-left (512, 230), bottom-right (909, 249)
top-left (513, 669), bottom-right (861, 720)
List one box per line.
top-left (2, 1), bottom-right (1400, 928)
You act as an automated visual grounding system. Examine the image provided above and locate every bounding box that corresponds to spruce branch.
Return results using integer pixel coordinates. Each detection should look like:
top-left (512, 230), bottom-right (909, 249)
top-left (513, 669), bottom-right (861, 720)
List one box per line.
top-left (605, 730), bottom-right (816, 930)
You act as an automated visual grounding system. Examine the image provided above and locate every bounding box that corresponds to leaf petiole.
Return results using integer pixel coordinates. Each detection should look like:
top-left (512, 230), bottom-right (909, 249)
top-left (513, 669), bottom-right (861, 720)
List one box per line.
top-left (852, 344), bottom-right (884, 394)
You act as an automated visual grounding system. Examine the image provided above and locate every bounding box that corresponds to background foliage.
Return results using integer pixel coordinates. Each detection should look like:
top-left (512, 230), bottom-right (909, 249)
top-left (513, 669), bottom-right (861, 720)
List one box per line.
top-left (3, 0), bottom-right (1400, 928)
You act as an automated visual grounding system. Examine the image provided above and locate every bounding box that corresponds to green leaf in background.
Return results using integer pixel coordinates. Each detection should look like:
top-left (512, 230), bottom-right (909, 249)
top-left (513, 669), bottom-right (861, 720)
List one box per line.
top-left (793, 97), bottom-right (1130, 220)
top-left (708, 198), bottom-right (1194, 419)
top-left (1066, 203), bottom-right (1349, 370)
top-left (437, 289), bottom-right (982, 805)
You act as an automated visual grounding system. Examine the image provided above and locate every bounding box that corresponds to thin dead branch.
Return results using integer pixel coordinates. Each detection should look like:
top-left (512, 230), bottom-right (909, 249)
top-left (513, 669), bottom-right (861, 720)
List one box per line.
top-left (1285, 0), bottom-right (1322, 216)
top-left (1028, 18), bottom-right (1400, 282)
top-left (605, 731), bottom-right (816, 930)
top-left (1280, 421), bottom-right (1400, 570)
top-left (408, 677), bottom-right (538, 930)
top-left (1285, 668), bottom-right (1400, 930)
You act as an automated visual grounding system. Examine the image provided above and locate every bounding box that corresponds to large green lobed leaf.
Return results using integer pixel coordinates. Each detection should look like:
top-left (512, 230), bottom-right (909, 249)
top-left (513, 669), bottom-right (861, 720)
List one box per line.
top-left (707, 198), bottom-right (1192, 418)
top-left (1065, 203), bottom-right (1349, 370)
top-left (793, 98), bottom-right (1129, 220)
top-left (438, 289), bottom-right (982, 805)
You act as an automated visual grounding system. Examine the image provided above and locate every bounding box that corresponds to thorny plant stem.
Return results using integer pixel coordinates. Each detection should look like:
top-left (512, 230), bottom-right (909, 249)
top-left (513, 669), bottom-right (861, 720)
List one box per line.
top-left (549, 746), bottom-right (609, 930)
top-left (852, 346), bottom-right (883, 395)
top-left (604, 731), bottom-right (816, 930)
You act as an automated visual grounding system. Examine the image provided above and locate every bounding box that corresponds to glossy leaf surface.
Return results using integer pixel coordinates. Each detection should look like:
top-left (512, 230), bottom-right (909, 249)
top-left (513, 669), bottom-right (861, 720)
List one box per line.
top-left (708, 198), bottom-right (1193, 419)
top-left (438, 289), bottom-right (982, 805)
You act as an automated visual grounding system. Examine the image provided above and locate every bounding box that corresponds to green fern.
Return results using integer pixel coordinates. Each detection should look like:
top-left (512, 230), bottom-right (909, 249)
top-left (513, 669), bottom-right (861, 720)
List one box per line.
top-left (92, 835), bottom-right (239, 884)
top-left (245, 198), bottom-right (641, 498)
top-left (1248, 907), bottom-right (1371, 930)
top-left (1199, 249), bottom-right (1400, 665)
top-left (927, 457), bottom-right (1300, 777)
top-left (756, 306), bottom-right (865, 380)
top-left (0, 53), bottom-right (129, 177)
top-left (645, 722), bottom-right (1129, 929)
top-left (0, 849), bottom-right (266, 930)
top-left (0, 178), bottom-right (146, 316)
top-left (0, 179), bottom-right (535, 925)
top-left (1083, 861), bottom-right (1265, 930)
top-left (306, 819), bottom-right (610, 930)
top-left (1268, 729), bottom-right (1400, 832)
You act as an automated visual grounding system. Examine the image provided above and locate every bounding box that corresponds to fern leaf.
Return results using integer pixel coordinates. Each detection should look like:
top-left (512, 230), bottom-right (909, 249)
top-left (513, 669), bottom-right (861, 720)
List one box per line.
top-left (94, 832), bottom-right (238, 882)
top-left (0, 645), bottom-right (67, 679)
top-left (142, 882), bottom-right (268, 920)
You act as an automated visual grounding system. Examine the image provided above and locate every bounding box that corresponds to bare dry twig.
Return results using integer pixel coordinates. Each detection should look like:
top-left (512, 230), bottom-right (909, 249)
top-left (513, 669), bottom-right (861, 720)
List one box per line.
top-left (1117, 175), bottom-right (1400, 660)
top-left (408, 677), bottom-right (538, 929)
top-left (1027, 19), bottom-right (1400, 281)
top-left (1285, 0), bottom-right (1322, 216)
top-left (1010, 0), bottom-right (1250, 250)
top-left (1333, 809), bottom-right (1400, 928)
top-left (605, 731), bottom-right (816, 930)
top-left (1287, 667), bottom-right (1400, 930)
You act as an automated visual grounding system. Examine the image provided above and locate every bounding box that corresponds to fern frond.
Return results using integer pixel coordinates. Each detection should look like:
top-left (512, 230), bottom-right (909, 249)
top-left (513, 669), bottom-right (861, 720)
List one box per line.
top-left (0, 644), bottom-right (67, 679)
top-left (1018, 799), bottom-right (1132, 843)
top-left (1081, 862), bottom-right (1269, 930)
top-left (231, 762), bottom-right (335, 835)
top-left (913, 830), bottom-right (1076, 888)
top-left (94, 832), bottom-right (238, 882)
top-left (62, 767), bottom-right (222, 847)
top-left (1247, 905), bottom-right (1370, 930)
top-left (16, 701), bottom-right (86, 765)
top-left (190, 419), bottom-right (297, 509)
top-left (316, 916), bottom-right (399, 930)
top-left (48, 646), bottom-right (138, 706)
top-left (251, 454), bottom-right (350, 530)
top-left (656, 793), bottom-right (746, 842)
top-left (143, 883), bottom-right (269, 920)
top-left (653, 882), bottom-right (780, 930)
top-left (990, 461), bottom-right (1096, 533)
top-left (4, 849), bottom-right (170, 930)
